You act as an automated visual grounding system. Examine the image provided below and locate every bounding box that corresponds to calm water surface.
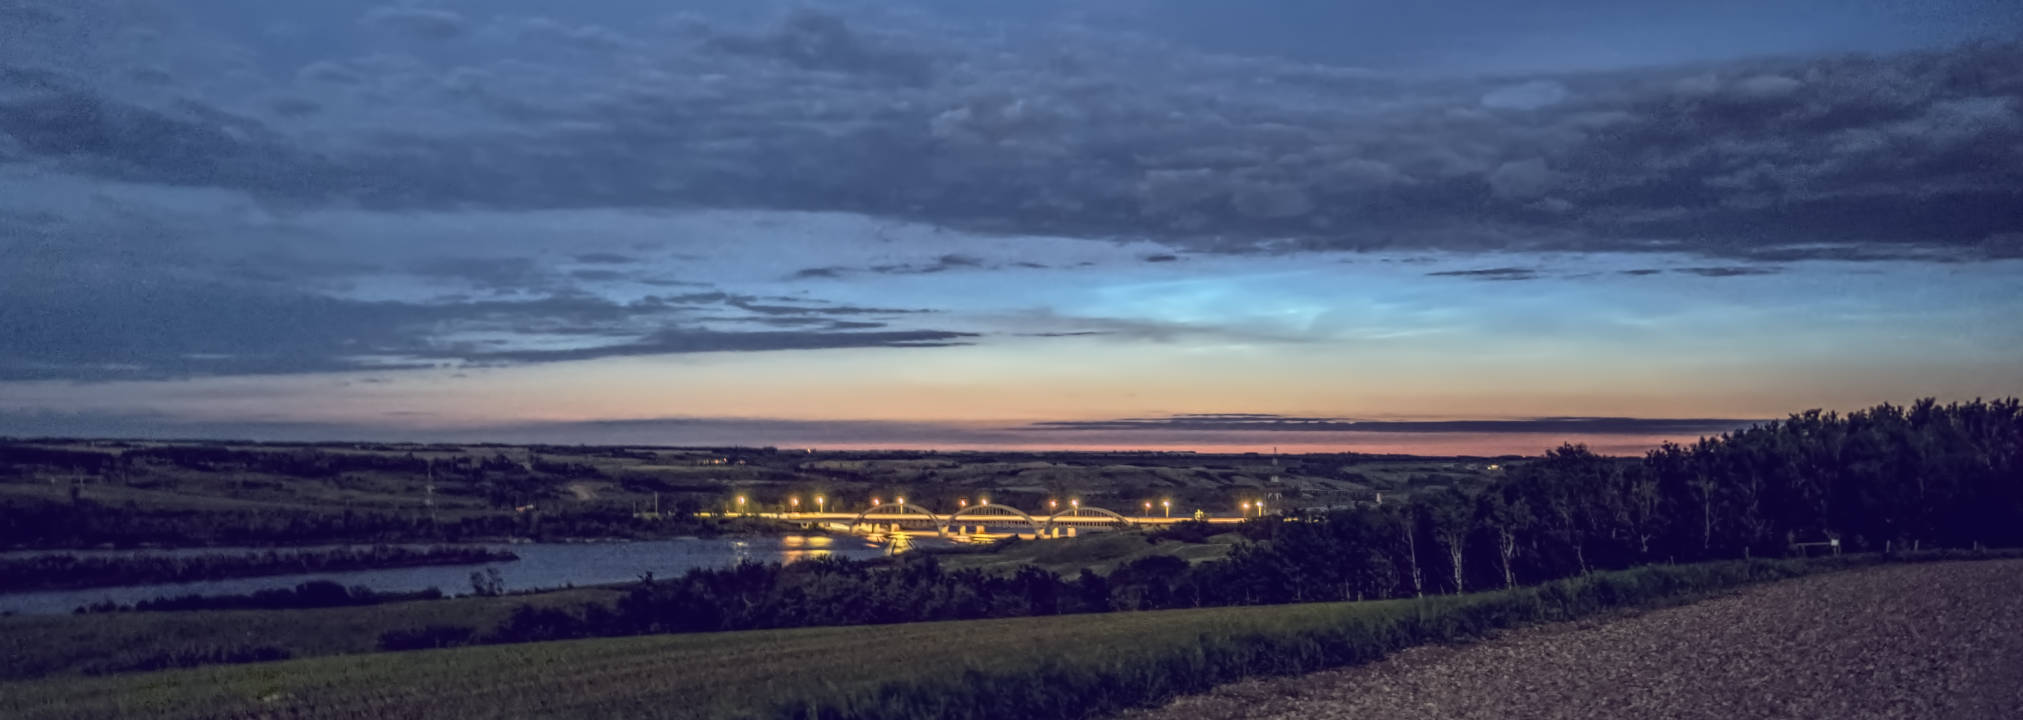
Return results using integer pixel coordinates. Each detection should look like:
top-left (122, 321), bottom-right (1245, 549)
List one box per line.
top-left (0, 535), bottom-right (895, 615)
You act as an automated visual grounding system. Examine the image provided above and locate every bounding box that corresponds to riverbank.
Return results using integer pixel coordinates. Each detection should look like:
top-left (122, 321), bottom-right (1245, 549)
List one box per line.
top-left (0, 535), bottom-right (886, 616)
top-left (0, 546), bottom-right (518, 593)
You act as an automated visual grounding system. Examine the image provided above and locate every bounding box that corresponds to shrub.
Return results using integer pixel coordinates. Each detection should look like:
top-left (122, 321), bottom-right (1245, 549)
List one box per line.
top-left (379, 625), bottom-right (479, 652)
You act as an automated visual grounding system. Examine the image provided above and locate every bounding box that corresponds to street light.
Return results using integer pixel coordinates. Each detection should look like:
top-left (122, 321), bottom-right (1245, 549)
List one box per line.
top-left (1143, 501), bottom-right (1152, 516)
top-left (871, 497), bottom-right (881, 507)
top-left (1256, 501), bottom-right (1267, 517)
top-left (1070, 499), bottom-right (1079, 510)
top-left (959, 498), bottom-right (969, 508)
top-left (1162, 499), bottom-right (1171, 518)
top-left (736, 496), bottom-right (747, 516)
top-left (790, 496), bottom-right (800, 514)
top-left (1241, 501), bottom-right (1251, 516)
top-left (979, 498), bottom-right (989, 506)
top-left (896, 496), bottom-right (906, 505)
top-left (816, 496), bottom-right (825, 512)
top-left (1048, 499), bottom-right (1058, 511)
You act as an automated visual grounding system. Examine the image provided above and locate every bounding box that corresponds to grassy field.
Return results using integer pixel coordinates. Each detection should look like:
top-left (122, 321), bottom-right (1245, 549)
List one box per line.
top-left (933, 531), bottom-right (1241, 575)
top-left (0, 587), bottom-right (624, 680)
top-left (0, 555), bottom-right (1917, 720)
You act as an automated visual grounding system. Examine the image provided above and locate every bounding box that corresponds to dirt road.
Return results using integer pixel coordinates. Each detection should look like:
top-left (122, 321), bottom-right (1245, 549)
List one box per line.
top-left (1122, 560), bottom-right (2023, 720)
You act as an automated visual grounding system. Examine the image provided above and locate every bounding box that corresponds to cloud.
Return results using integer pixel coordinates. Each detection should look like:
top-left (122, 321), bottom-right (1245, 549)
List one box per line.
top-left (866, 254), bottom-right (984, 275)
top-left (786, 254), bottom-right (991, 278)
top-left (360, 7), bottom-right (468, 40)
top-left (0, 261), bottom-right (973, 381)
top-left (993, 309), bottom-right (1309, 345)
top-left (1482, 80), bottom-right (1571, 110)
top-left (1030, 413), bottom-right (1759, 435)
top-left (269, 97), bottom-right (321, 117)
top-left (702, 9), bottom-right (934, 86)
top-left (790, 267), bottom-right (845, 279)
top-left (1426, 267), bottom-right (1541, 281)
top-left (572, 253), bottom-right (636, 264)
top-left (726, 297), bottom-right (931, 316)
top-left (0, 410), bottom-right (1744, 454)
top-left (1674, 266), bottom-right (1783, 277)
top-left (7, 11), bottom-right (2023, 267)
top-left (0, 89), bottom-right (311, 191)
top-left (457, 327), bottom-right (975, 363)
top-left (1486, 158), bottom-right (1562, 200)
top-left (410, 257), bottom-right (556, 292)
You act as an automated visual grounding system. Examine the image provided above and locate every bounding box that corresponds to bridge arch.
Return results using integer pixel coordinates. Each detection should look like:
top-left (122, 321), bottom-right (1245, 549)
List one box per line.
top-left (1042, 506), bottom-right (1133, 534)
top-left (848, 503), bottom-right (945, 534)
top-left (942, 504), bottom-right (1044, 536)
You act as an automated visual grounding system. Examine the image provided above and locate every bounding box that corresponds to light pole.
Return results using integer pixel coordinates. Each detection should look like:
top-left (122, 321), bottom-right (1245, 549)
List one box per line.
top-left (1143, 501), bottom-right (1152, 517)
top-left (816, 496), bottom-right (825, 513)
top-left (959, 498), bottom-right (968, 508)
top-left (1241, 501), bottom-right (1250, 517)
top-left (1162, 499), bottom-right (1171, 518)
top-left (872, 497), bottom-right (881, 507)
top-left (736, 496), bottom-right (747, 516)
top-left (896, 496), bottom-right (906, 506)
top-left (980, 498), bottom-right (989, 506)
top-left (1048, 499), bottom-right (1058, 513)
top-left (1256, 501), bottom-right (1266, 517)
top-left (790, 496), bottom-right (800, 515)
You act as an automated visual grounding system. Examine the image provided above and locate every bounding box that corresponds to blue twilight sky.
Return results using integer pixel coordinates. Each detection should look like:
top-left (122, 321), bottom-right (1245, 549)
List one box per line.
top-left (1, 1), bottom-right (2020, 454)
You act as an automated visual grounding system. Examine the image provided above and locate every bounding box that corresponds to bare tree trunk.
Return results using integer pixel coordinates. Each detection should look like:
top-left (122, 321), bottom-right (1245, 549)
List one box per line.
top-left (1700, 492), bottom-right (1714, 553)
top-left (1444, 537), bottom-right (1465, 594)
top-left (1403, 524), bottom-right (1424, 597)
top-left (1498, 530), bottom-right (1517, 589)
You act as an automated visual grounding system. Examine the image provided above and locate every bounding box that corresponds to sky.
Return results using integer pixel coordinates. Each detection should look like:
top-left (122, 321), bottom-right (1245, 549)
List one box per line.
top-left (2, 1), bottom-right (2020, 455)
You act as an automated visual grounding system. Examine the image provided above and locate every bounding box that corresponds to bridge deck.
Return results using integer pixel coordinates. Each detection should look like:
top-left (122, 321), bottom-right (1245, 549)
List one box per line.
top-left (731, 511), bottom-right (1244, 525)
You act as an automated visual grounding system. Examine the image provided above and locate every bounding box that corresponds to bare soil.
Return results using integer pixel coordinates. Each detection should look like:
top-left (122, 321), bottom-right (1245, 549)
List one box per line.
top-left (1121, 560), bottom-right (2023, 720)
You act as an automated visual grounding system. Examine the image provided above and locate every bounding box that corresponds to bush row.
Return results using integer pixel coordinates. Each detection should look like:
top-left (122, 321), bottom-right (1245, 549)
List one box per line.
top-left (764, 556), bottom-right (1874, 719)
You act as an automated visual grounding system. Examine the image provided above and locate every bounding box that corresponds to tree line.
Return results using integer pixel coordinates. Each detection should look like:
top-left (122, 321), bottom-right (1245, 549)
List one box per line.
top-left (77, 581), bottom-right (446, 614)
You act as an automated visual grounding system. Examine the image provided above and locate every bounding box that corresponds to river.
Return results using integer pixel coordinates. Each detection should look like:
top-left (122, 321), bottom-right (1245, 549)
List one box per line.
top-left (0, 535), bottom-right (902, 615)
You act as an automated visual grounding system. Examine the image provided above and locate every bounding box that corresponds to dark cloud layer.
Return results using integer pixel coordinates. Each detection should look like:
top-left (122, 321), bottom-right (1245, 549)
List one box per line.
top-left (4, 7), bottom-right (2021, 264)
top-left (0, 275), bottom-right (972, 381)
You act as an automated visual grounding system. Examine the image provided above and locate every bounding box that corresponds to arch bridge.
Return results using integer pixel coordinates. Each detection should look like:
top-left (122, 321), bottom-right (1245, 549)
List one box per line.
top-left (846, 502), bottom-right (945, 534)
top-left (1041, 506), bottom-right (1134, 535)
top-left (942, 504), bottom-right (1044, 536)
